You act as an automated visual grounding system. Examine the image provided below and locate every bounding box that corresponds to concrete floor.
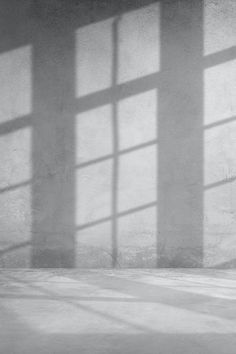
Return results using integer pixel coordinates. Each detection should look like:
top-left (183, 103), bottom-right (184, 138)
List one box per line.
top-left (0, 269), bottom-right (236, 354)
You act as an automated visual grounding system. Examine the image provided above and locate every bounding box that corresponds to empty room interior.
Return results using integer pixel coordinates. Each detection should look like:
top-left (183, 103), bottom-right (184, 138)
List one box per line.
top-left (0, 0), bottom-right (236, 353)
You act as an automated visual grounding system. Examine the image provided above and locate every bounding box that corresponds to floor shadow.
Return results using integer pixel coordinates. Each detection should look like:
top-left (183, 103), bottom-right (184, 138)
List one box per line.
top-left (1, 298), bottom-right (236, 354)
top-left (4, 271), bottom-right (236, 322)
top-left (1, 271), bottom-right (236, 354)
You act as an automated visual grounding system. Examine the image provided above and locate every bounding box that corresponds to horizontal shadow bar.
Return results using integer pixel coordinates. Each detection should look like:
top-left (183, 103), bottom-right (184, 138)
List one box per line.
top-left (76, 139), bottom-right (158, 169)
top-left (204, 46), bottom-right (236, 68)
top-left (204, 176), bottom-right (236, 190)
top-left (0, 293), bottom-right (160, 303)
top-left (0, 180), bottom-right (31, 195)
top-left (77, 201), bottom-right (157, 231)
top-left (76, 72), bottom-right (159, 114)
top-left (0, 115), bottom-right (31, 136)
top-left (0, 241), bottom-right (31, 257)
top-left (204, 116), bottom-right (236, 130)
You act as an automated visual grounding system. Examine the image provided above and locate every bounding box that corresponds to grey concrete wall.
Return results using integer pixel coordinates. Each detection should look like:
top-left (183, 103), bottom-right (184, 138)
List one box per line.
top-left (0, 0), bottom-right (235, 268)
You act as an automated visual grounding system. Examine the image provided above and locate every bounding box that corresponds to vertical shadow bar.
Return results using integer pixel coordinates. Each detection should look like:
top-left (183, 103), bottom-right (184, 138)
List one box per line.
top-left (31, 18), bottom-right (75, 267)
top-left (111, 17), bottom-right (120, 267)
top-left (158, 0), bottom-right (203, 267)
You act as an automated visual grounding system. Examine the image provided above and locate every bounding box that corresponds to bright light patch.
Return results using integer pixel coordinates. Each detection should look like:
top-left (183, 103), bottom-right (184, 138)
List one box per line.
top-left (0, 128), bottom-right (31, 188)
top-left (118, 145), bottom-right (157, 212)
top-left (204, 0), bottom-right (236, 55)
top-left (118, 206), bottom-right (157, 267)
top-left (0, 185), bottom-right (31, 241)
top-left (0, 46), bottom-right (31, 123)
top-left (76, 221), bottom-right (112, 268)
top-left (76, 18), bottom-right (113, 97)
top-left (76, 105), bottom-right (113, 164)
top-left (204, 59), bottom-right (236, 126)
top-left (118, 90), bottom-right (157, 150)
top-left (76, 159), bottom-right (112, 225)
top-left (204, 182), bottom-right (236, 267)
top-left (204, 121), bottom-right (236, 186)
top-left (118, 3), bottom-right (160, 83)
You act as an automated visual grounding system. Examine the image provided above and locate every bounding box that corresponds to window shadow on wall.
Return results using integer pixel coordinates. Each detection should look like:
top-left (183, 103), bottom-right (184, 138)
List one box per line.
top-left (0, 0), bottom-right (235, 268)
top-left (0, 0), bottom-right (159, 268)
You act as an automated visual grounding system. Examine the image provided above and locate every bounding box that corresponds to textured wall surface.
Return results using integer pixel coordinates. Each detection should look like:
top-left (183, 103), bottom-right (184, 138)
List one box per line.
top-left (0, 0), bottom-right (235, 268)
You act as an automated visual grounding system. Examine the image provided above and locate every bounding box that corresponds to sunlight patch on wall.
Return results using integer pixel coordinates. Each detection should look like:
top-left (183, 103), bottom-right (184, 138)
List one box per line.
top-left (118, 206), bottom-right (157, 267)
top-left (204, 122), bottom-right (236, 186)
top-left (76, 221), bottom-right (112, 268)
top-left (76, 18), bottom-right (113, 97)
top-left (0, 127), bottom-right (32, 267)
top-left (204, 59), bottom-right (236, 126)
top-left (0, 128), bottom-right (31, 188)
top-left (204, 0), bottom-right (236, 56)
top-left (204, 183), bottom-right (236, 267)
top-left (118, 145), bottom-right (157, 212)
top-left (76, 105), bottom-right (112, 164)
top-left (0, 46), bottom-right (31, 123)
top-left (0, 185), bottom-right (31, 267)
top-left (0, 44), bottom-right (32, 268)
top-left (118, 90), bottom-right (157, 150)
top-left (76, 159), bottom-right (112, 226)
top-left (118, 3), bottom-right (160, 83)
top-left (204, 57), bottom-right (236, 267)
top-left (0, 185), bottom-right (31, 243)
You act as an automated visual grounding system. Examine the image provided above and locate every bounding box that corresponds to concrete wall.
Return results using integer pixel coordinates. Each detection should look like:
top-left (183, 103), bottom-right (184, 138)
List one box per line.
top-left (0, 0), bottom-right (235, 268)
